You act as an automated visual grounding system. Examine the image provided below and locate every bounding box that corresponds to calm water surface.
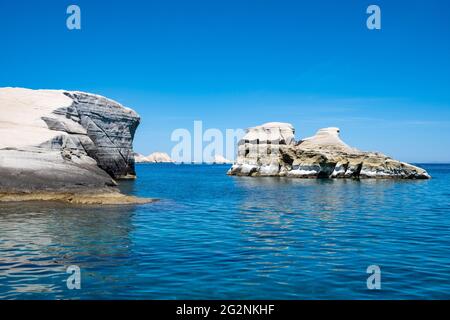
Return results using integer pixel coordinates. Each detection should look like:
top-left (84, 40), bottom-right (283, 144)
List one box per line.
top-left (1, 164), bottom-right (450, 299)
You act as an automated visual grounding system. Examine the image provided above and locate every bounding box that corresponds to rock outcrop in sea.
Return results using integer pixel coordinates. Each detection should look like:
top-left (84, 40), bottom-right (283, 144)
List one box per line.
top-left (213, 155), bottom-right (233, 164)
top-left (0, 87), bottom-right (153, 204)
top-left (227, 122), bottom-right (430, 179)
top-left (134, 152), bottom-right (174, 163)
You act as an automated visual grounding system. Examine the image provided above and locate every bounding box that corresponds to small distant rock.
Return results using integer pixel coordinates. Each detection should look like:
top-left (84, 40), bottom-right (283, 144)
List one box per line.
top-left (134, 153), bottom-right (150, 163)
top-left (213, 155), bottom-right (233, 164)
top-left (134, 152), bottom-right (174, 163)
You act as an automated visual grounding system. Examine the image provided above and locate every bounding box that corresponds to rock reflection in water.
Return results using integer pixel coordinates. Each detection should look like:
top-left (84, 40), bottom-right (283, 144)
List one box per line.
top-left (0, 202), bottom-right (137, 299)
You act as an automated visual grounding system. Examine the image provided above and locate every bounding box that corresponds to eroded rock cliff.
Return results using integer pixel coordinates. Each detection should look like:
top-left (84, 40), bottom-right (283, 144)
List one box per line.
top-left (0, 87), bottom-right (152, 203)
top-left (228, 122), bottom-right (430, 179)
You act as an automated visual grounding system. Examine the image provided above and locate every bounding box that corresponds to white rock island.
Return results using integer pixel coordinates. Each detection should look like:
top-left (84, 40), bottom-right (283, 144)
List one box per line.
top-left (228, 122), bottom-right (430, 179)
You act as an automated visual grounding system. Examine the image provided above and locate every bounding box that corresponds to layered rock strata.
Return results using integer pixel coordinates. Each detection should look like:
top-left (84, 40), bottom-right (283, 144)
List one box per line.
top-left (227, 122), bottom-right (430, 179)
top-left (134, 152), bottom-right (174, 163)
top-left (0, 87), bottom-right (153, 204)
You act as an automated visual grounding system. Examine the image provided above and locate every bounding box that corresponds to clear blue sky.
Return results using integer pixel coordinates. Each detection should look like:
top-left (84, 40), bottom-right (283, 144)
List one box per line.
top-left (1, 0), bottom-right (449, 162)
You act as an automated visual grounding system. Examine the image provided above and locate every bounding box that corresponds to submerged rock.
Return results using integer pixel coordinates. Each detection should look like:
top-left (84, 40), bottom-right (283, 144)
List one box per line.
top-left (0, 87), bottom-right (152, 203)
top-left (228, 122), bottom-right (430, 179)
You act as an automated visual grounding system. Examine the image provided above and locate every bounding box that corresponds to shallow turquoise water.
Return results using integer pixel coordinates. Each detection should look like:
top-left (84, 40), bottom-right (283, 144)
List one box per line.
top-left (1, 164), bottom-right (450, 299)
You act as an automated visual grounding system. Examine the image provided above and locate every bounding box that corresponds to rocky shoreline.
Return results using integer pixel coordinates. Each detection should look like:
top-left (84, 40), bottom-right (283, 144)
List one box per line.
top-left (0, 190), bottom-right (155, 205)
top-left (0, 87), bottom-right (153, 204)
top-left (228, 122), bottom-right (430, 179)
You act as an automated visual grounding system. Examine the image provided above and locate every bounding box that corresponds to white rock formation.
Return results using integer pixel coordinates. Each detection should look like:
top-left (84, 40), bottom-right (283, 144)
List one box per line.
top-left (0, 88), bottom-right (150, 203)
top-left (300, 127), bottom-right (355, 153)
top-left (242, 122), bottom-right (295, 145)
top-left (213, 155), bottom-right (233, 164)
top-left (228, 122), bottom-right (430, 179)
top-left (134, 153), bottom-right (149, 163)
top-left (232, 122), bottom-right (295, 176)
top-left (147, 152), bottom-right (174, 163)
top-left (134, 152), bottom-right (174, 163)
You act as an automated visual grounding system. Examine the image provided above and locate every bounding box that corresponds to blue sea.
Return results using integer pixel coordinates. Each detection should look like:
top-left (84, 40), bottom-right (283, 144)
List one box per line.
top-left (1, 164), bottom-right (450, 299)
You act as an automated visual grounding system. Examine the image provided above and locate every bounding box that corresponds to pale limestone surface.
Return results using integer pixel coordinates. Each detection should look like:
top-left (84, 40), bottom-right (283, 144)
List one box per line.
top-left (228, 123), bottom-right (430, 179)
top-left (213, 155), bottom-right (233, 164)
top-left (0, 88), bottom-right (148, 203)
top-left (242, 122), bottom-right (295, 145)
top-left (134, 152), bottom-right (174, 163)
top-left (134, 153), bottom-right (150, 163)
top-left (0, 88), bottom-right (74, 148)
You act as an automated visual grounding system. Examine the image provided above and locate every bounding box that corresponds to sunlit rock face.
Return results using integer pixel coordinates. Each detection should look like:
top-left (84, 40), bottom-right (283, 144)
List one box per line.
top-left (134, 153), bottom-right (150, 163)
top-left (134, 152), bottom-right (174, 163)
top-left (230, 122), bottom-right (295, 176)
top-left (228, 123), bottom-right (430, 179)
top-left (213, 155), bottom-right (233, 164)
top-left (0, 88), bottom-right (140, 193)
